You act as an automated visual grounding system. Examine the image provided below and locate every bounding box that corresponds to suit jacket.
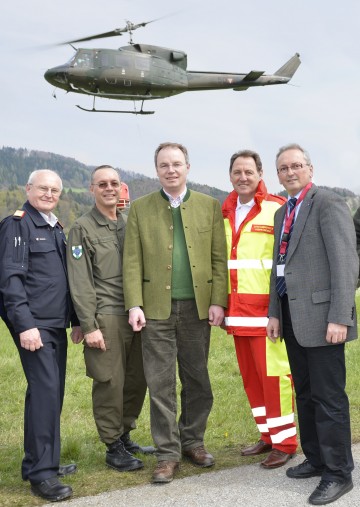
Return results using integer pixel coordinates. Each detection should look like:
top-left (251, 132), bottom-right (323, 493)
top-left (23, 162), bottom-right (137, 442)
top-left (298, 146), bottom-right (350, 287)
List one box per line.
top-left (268, 185), bottom-right (358, 347)
top-left (353, 206), bottom-right (360, 278)
top-left (123, 189), bottom-right (228, 320)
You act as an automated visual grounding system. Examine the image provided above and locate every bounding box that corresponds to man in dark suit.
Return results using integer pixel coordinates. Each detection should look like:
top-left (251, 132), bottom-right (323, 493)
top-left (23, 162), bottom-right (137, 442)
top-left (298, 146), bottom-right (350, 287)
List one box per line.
top-left (267, 144), bottom-right (358, 505)
top-left (0, 170), bottom-right (81, 502)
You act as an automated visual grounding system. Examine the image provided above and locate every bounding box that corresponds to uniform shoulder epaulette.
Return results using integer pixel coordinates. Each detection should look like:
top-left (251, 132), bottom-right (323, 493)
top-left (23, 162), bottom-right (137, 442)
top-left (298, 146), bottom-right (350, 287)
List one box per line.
top-left (13, 210), bottom-right (26, 220)
top-left (57, 220), bottom-right (64, 229)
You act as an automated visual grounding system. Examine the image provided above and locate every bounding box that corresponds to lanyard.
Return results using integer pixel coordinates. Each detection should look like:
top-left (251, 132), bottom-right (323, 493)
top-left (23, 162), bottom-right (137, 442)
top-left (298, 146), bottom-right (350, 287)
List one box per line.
top-left (279, 182), bottom-right (312, 257)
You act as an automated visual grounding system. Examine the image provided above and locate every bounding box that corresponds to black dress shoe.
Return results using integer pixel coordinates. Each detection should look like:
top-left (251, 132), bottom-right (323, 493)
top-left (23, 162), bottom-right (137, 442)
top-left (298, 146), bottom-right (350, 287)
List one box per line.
top-left (57, 463), bottom-right (77, 477)
top-left (120, 432), bottom-right (155, 455)
top-left (106, 438), bottom-right (144, 471)
top-left (31, 477), bottom-right (73, 502)
top-left (308, 478), bottom-right (353, 505)
top-left (286, 459), bottom-right (323, 479)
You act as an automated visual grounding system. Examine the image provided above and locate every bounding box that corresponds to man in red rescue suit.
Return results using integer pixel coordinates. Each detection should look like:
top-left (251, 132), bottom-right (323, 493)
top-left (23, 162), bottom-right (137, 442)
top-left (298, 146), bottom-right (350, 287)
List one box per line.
top-left (222, 150), bottom-right (297, 468)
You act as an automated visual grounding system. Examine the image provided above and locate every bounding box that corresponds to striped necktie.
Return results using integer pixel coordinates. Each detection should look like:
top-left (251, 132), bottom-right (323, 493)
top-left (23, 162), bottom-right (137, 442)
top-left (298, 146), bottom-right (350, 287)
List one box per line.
top-left (276, 197), bottom-right (297, 297)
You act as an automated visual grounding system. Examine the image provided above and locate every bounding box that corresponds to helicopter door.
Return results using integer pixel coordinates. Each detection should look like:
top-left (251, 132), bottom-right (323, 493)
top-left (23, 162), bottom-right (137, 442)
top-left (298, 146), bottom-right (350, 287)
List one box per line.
top-left (113, 53), bottom-right (133, 86)
top-left (134, 55), bottom-right (151, 85)
top-left (99, 52), bottom-right (117, 85)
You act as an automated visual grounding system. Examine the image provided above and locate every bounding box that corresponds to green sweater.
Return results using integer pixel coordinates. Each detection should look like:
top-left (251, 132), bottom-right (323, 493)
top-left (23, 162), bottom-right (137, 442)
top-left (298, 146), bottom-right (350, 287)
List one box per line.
top-left (171, 205), bottom-right (195, 300)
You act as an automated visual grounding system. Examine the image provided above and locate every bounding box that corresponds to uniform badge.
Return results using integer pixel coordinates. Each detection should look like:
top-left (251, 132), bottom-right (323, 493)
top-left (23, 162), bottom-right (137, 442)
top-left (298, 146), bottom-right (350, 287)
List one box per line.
top-left (13, 209), bottom-right (26, 220)
top-left (72, 245), bottom-right (83, 259)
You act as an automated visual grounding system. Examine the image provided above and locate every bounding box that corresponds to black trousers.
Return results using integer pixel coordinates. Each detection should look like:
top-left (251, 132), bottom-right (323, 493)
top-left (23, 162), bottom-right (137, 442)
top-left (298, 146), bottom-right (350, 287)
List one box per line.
top-left (281, 295), bottom-right (353, 482)
top-left (11, 327), bottom-right (67, 483)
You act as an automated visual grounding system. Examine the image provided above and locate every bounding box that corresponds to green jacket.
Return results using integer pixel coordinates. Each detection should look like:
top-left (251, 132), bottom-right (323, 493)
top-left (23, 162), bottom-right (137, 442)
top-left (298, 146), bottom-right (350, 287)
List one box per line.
top-left (67, 206), bottom-right (127, 334)
top-left (123, 190), bottom-right (228, 320)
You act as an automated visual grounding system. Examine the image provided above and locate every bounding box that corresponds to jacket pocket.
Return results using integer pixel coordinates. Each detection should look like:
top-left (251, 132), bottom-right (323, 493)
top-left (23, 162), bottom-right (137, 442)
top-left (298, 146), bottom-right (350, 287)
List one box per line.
top-left (197, 225), bottom-right (212, 233)
top-left (312, 289), bottom-right (331, 304)
top-left (91, 236), bottom-right (120, 280)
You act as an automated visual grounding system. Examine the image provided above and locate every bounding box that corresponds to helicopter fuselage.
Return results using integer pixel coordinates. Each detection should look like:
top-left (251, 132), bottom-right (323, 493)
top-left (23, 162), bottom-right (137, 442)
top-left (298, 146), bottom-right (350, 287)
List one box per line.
top-left (44, 43), bottom-right (299, 103)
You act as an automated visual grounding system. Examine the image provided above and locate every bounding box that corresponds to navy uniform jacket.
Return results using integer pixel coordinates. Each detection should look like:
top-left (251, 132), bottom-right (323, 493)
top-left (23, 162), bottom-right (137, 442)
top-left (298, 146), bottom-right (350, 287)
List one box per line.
top-left (0, 201), bottom-right (76, 333)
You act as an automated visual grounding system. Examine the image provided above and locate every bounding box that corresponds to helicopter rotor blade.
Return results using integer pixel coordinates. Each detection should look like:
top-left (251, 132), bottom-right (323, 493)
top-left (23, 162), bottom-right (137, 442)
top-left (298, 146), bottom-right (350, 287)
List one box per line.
top-left (57, 14), bottom-right (172, 45)
top-left (125, 16), bottom-right (163, 31)
top-left (58, 19), bottom-right (156, 45)
top-left (58, 30), bottom-right (124, 45)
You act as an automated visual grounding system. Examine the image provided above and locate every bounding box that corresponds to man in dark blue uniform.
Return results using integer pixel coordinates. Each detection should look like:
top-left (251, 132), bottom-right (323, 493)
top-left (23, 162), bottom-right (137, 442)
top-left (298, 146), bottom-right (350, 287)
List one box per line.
top-left (0, 169), bottom-right (82, 502)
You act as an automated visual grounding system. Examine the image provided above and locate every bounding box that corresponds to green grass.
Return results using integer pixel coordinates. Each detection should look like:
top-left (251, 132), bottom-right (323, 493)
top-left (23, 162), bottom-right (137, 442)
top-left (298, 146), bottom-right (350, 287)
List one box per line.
top-left (1, 293), bottom-right (360, 506)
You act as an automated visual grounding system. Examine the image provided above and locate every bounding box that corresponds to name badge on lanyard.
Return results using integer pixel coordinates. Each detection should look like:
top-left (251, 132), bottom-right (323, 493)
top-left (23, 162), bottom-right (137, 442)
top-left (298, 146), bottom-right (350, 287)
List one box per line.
top-left (277, 264), bottom-right (285, 276)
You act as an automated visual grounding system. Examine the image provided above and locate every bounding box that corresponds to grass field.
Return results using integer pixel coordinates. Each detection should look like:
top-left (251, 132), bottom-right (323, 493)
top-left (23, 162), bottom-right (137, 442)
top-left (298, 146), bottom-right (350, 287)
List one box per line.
top-left (1, 294), bottom-right (360, 506)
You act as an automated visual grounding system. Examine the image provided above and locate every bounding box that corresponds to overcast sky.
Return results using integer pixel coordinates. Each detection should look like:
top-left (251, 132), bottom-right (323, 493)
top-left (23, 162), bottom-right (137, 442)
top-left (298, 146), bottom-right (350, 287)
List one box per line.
top-left (1, 0), bottom-right (359, 194)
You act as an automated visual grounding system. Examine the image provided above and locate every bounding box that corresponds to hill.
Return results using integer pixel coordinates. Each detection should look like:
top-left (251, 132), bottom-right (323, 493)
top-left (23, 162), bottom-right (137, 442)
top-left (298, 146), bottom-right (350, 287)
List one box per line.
top-left (1, 147), bottom-right (359, 230)
top-left (0, 146), bottom-right (228, 202)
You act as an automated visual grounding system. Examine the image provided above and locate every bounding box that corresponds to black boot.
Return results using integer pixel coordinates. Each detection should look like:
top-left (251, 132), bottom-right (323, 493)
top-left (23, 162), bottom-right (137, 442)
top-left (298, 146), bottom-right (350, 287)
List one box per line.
top-left (106, 438), bottom-right (144, 471)
top-left (120, 432), bottom-right (155, 455)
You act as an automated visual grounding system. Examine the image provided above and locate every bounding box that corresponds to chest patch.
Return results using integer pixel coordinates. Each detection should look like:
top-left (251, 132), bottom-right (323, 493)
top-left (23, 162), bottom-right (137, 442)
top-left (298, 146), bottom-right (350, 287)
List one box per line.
top-left (250, 224), bottom-right (274, 234)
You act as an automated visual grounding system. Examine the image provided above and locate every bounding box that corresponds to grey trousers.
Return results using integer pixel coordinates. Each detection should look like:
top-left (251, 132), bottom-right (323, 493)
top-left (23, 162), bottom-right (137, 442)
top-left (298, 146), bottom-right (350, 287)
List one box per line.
top-left (84, 314), bottom-right (147, 444)
top-left (142, 299), bottom-right (213, 461)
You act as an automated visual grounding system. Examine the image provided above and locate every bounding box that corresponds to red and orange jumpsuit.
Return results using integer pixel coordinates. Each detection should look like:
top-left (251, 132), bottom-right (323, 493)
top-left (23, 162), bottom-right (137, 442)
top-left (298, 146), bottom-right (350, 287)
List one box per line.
top-left (222, 181), bottom-right (297, 454)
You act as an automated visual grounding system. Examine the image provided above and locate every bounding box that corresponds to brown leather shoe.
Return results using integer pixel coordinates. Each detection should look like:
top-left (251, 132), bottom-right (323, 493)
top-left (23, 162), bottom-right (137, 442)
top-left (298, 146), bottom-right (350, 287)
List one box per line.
top-left (182, 445), bottom-right (215, 467)
top-left (152, 461), bottom-right (179, 484)
top-left (241, 440), bottom-right (272, 456)
top-left (260, 449), bottom-right (295, 469)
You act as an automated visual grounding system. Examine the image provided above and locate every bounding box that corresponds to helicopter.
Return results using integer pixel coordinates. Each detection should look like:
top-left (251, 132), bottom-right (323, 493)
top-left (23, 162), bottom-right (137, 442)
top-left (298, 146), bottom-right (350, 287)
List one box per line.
top-left (44, 19), bottom-right (301, 115)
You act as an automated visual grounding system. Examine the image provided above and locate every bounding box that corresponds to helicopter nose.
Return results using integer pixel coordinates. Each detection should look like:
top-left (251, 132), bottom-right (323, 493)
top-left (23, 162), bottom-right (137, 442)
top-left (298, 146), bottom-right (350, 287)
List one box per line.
top-left (44, 66), bottom-right (69, 87)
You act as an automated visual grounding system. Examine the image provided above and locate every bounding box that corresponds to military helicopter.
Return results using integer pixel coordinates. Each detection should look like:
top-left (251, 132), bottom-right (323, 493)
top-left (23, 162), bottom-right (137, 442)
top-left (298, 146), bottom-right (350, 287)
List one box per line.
top-left (44, 19), bottom-right (301, 115)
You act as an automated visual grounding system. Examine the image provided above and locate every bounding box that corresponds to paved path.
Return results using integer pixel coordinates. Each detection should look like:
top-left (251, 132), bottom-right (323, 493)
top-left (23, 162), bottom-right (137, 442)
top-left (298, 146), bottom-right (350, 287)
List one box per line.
top-left (44, 444), bottom-right (360, 507)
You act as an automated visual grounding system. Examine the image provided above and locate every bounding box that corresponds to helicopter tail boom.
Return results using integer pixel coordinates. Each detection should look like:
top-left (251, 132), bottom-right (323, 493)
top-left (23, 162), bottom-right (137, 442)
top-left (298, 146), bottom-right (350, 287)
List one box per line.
top-left (186, 53), bottom-right (300, 92)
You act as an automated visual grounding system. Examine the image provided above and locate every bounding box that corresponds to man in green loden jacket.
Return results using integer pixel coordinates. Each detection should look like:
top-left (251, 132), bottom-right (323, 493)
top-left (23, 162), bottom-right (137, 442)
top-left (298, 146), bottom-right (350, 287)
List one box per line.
top-left (67, 165), bottom-right (154, 473)
top-left (123, 142), bottom-right (228, 484)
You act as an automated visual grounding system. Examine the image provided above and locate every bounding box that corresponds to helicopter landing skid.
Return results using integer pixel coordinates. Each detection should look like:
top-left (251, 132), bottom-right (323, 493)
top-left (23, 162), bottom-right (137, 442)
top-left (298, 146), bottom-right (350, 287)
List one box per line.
top-left (76, 105), bottom-right (154, 114)
top-left (76, 97), bottom-right (155, 114)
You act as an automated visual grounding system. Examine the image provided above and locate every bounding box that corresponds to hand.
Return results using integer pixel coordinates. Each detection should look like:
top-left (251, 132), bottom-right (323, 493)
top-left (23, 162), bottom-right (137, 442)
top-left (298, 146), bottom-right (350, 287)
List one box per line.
top-left (326, 323), bottom-right (347, 344)
top-left (267, 317), bottom-right (280, 343)
top-left (84, 329), bottom-right (106, 351)
top-left (71, 326), bottom-right (84, 344)
top-left (19, 328), bottom-right (43, 351)
top-left (128, 308), bottom-right (146, 332)
top-left (208, 305), bottom-right (224, 326)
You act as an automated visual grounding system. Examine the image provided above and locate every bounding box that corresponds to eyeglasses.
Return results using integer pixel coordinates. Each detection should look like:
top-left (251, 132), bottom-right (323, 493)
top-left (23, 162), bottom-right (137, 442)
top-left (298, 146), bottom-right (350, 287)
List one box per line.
top-left (277, 163), bottom-right (310, 174)
top-left (92, 181), bottom-right (121, 189)
top-left (29, 184), bottom-right (61, 196)
top-left (158, 162), bottom-right (185, 170)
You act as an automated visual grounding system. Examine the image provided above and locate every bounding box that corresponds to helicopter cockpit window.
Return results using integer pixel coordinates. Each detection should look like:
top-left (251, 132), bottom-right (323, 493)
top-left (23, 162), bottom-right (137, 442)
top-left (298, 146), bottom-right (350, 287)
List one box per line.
top-left (73, 51), bottom-right (93, 69)
top-left (66, 55), bottom-right (76, 66)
